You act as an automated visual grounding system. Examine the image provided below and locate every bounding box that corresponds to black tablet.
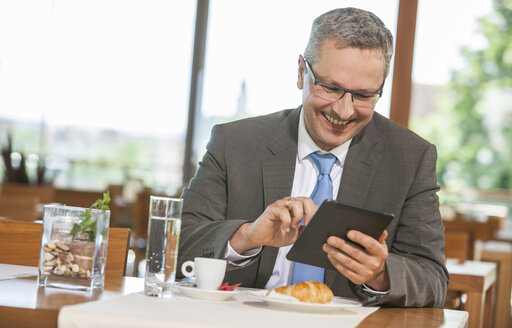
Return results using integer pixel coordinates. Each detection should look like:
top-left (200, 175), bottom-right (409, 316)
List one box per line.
top-left (286, 199), bottom-right (394, 271)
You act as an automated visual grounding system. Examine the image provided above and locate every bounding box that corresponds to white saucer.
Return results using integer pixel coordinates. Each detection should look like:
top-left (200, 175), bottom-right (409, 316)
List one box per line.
top-left (250, 290), bottom-right (361, 313)
top-left (175, 285), bottom-right (239, 301)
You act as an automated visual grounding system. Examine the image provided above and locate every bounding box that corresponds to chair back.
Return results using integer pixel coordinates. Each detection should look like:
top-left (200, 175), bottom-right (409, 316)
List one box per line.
top-left (133, 188), bottom-right (152, 241)
top-left (0, 219), bottom-right (130, 277)
top-left (0, 195), bottom-right (40, 221)
top-left (1, 183), bottom-right (55, 204)
top-left (444, 230), bottom-right (471, 262)
top-left (54, 188), bottom-right (104, 208)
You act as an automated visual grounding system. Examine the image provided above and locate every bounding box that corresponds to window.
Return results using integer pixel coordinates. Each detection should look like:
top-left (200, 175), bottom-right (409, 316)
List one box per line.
top-left (0, 0), bottom-right (195, 193)
top-left (409, 0), bottom-right (511, 192)
top-left (196, 0), bottom-right (399, 163)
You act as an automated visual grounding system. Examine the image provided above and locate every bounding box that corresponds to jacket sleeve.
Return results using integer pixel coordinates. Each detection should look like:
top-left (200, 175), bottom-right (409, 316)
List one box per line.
top-left (178, 125), bottom-right (251, 276)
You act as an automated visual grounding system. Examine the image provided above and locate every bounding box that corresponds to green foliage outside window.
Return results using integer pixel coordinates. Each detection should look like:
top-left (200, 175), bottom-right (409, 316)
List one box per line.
top-left (412, 0), bottom-right (512, 192)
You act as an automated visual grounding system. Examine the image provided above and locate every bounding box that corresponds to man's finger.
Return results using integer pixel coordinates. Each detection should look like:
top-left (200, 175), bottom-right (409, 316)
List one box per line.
top-left (302, 198), bottom-right (317, 226)
top-left (326, 254), bottom-right (366, 286)
top-left (326, 236), bottom-right (368, 264)
top-left (287, 199), bottom-right (304, 229)
top-left (378, 230), bottom-right (388, 244)
top-left (278, 207), bottom-right (292, 232)
top-left (347, 230), bottom-right (385, 255)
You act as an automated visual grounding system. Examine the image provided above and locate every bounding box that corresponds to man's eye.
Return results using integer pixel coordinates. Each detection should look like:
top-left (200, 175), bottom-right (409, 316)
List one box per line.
top-left (354, 93), bottom-right (373, 99)
top-left (320, 84), bottom-right (339, 93)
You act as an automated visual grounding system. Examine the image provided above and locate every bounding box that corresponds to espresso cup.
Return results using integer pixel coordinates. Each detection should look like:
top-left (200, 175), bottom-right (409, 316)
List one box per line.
top-left (181, 257), bottom-right (227, 290)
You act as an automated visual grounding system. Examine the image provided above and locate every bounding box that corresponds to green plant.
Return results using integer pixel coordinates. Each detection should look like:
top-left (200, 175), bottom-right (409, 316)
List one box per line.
top-left (412, 0), bottom-right (512, 191)
top-left (71, 191), bottom-right (111, 242)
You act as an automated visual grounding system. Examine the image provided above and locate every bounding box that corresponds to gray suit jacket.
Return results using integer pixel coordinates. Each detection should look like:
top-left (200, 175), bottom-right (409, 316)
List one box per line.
top-left (179, 107), bottom-right (449, 307)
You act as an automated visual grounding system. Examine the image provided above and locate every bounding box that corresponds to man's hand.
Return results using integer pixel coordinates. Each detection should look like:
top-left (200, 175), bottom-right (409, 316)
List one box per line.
top-left (230, 197), bottom-right (316, 253)
top-left (322, 230), bottom-right (390, 291)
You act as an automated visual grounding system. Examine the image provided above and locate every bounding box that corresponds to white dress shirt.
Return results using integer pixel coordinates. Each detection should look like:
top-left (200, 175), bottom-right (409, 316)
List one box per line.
top-left (224, 108), bottom-right (351, 288)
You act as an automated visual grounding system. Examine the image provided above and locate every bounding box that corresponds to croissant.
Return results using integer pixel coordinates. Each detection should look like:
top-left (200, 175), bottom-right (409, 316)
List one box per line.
top-left (267, 281), bottom-right (334, 304)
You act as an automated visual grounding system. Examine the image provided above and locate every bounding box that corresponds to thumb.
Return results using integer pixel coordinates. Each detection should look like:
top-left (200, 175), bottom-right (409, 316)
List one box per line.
top-left (378, 230), bottom-right (388, 244)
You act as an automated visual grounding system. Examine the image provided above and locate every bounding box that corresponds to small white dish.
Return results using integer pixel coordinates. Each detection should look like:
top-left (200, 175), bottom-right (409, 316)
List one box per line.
top-left (250, 290), bottom-right (361, 313)
top-left (175, 285), bottom-right (239, 301)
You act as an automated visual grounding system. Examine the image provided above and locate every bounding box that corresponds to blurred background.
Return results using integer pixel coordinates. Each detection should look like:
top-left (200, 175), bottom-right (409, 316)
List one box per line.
top-left (0, 0), bottom-right (511, 280)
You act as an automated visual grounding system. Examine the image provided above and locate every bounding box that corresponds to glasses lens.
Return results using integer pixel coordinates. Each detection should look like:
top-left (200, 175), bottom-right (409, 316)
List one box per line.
top-left (353, 93), bottom-right (380, 108)
top-left (314, 85), bottom-right (378, 108)
top-left (314, 84), bottom-right (341, 102)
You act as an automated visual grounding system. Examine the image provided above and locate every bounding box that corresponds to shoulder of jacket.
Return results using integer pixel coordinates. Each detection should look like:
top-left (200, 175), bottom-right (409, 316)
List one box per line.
top-left (216, 108), bottom-right (295, 134)
top-left (372, 112), bottom-right (432, 149)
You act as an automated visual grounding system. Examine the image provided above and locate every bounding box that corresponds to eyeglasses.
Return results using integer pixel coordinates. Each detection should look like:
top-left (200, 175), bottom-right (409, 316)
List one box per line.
top-left (304, 58), bottom-right (384, 108)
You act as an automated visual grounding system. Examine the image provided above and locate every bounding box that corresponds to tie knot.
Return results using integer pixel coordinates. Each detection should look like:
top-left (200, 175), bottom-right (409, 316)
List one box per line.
top-left (309, 152), bottom-right (337, 175)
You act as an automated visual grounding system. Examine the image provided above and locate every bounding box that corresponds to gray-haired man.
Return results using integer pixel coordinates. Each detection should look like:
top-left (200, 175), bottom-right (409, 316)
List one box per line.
top-left (179, 7), bottom-right (448, 307)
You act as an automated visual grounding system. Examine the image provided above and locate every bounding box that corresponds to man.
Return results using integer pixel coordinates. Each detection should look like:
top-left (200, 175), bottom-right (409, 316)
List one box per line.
top-left (179, 7), bottom-right (448, 307)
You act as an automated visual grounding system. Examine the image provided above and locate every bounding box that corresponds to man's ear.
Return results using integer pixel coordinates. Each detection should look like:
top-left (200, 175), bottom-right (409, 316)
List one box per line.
top-left (297, 55), bottom-right (305, 90)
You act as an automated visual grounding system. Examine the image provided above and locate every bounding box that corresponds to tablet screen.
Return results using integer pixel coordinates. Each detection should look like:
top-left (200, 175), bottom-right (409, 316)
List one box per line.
top-left (286, 200), bottom-right (394, 270)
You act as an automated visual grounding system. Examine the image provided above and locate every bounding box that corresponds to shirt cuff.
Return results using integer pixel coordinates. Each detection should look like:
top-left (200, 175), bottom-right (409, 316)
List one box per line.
top-left (362, 283), bottom-right (390, 295)
top-left (223, 241), bottom-right (262, 266)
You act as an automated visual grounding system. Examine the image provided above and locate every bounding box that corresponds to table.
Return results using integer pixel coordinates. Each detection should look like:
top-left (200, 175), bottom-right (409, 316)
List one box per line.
top-left (0, 268), bottom-right (468, 328)
top-left (446, 260), bottom-right (497, 328)
top-left (0, 275), bottom-right (143, 327)
top-left (475, 241), bottom-right (512, 328)
top-left (495, 229), bottom-right (512, 243)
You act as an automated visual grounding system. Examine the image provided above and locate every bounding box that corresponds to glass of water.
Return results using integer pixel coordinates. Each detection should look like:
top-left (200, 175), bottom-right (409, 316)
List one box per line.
top-left (144, 196), bottom-right (182, 297)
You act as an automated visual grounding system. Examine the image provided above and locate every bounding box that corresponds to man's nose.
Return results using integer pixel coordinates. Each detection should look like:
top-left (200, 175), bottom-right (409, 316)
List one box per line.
top-left (332, 92), bottom-right (354, 118)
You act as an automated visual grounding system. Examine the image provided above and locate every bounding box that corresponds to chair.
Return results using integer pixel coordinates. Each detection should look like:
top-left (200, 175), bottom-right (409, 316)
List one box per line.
top-left (1, 183), bottom-right (55, 205)
top-left (474, 241), bottom-right (512, 328)
top-left (107, 184), bottom-right (137, 228)
top-left (445, 230), bottom-right (471, 263)
top-left (133, 188), bottom-right (152, 242)
top-left (0, 219), bottom-right (131, 278)
top-left (443, 218), bottom-right (502, 327)
top-left (54, 188), bottom-right (104, 208)
top-left (446, 260), bottom-right (497, 328)
top-left (0, 194), bottom-right (40, 221)
top-left (443, 230), bottom-right (472, 310)
top-left (443, 218), bottom-right (491, 259)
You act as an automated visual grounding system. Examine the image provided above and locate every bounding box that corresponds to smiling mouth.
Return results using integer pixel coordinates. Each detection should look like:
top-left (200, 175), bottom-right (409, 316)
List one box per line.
top-left (323, 112), bottom-right (350, 126)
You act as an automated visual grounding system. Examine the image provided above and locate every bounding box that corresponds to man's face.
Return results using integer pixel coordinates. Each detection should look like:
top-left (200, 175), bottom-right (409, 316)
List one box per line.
top-left (297, 39), bottom-right (386, 151)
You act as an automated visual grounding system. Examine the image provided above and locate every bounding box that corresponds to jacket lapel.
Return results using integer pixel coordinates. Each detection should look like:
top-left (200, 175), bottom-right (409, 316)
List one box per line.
top-left (256, 107), bottom-right (301, 288)
top-left (325, 115), bottom-right (383, 287)
top-left (338, 116), bottom-right (382, 205)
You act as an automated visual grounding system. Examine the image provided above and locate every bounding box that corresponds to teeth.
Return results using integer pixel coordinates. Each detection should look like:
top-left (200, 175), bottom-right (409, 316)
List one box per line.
top-left (324, 113), bottom-right (348, 126)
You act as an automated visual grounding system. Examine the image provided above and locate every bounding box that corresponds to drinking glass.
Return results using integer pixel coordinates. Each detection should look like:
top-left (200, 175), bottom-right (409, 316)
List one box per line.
top-left (144, 196), bottom-right (182, 297)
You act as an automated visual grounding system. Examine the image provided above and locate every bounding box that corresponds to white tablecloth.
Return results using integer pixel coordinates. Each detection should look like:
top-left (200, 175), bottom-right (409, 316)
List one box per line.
top-left (58, 291), bottom-right (379, 328)
top-left (0, 263), bottom-right (38, 280)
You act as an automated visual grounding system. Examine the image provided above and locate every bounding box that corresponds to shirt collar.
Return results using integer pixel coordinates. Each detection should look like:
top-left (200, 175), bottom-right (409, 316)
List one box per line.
top-left (297, 108), bottom-right (352, 164)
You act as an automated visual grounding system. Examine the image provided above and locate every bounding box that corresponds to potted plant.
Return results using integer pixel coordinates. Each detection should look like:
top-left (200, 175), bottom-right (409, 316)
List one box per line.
top-left (38, 192), bottom-right (111, 291)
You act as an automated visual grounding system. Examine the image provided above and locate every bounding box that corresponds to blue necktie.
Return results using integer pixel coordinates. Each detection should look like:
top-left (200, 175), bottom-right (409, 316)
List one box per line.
top-left (291, 152), bottom-right (337, 284)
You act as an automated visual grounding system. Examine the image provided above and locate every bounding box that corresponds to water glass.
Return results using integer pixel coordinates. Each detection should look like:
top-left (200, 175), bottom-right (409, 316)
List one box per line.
top-left (144, 196), bottom-right (182, 297)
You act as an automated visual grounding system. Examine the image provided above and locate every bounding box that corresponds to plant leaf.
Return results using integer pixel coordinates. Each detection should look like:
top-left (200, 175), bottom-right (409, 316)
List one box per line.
top-left (71, 223), bottom-right (81, 241)
top-left (71, 190), bottom-right (111, 242)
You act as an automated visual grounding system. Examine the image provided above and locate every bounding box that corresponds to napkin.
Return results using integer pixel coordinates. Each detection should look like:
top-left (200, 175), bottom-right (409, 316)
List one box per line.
top-left (0, 264), bottom-right (39, 280)
top-left (58, 291), bottom-right (379, 328)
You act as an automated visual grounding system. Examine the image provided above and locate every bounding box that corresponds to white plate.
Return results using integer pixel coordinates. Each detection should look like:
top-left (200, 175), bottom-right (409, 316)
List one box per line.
top-left (251, 291), bottom-right (361, 313)
top-left (175, 285), bottom-right (239, 301)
